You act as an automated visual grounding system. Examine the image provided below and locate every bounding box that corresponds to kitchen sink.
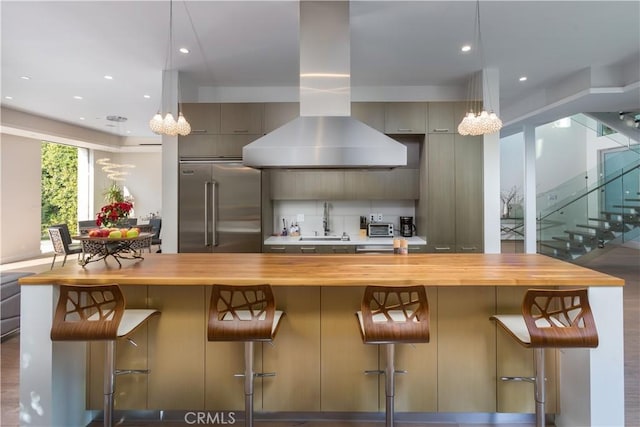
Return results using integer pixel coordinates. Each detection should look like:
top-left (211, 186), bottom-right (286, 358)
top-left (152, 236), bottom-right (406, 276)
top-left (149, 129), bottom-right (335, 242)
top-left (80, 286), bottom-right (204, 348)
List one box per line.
top-left (299, 235), bottom-right (349, 242)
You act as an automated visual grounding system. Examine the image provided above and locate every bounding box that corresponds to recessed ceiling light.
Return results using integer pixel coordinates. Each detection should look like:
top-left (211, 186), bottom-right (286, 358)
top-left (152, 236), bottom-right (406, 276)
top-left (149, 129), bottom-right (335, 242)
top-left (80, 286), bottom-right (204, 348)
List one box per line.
top-left (20, 76), bottom-right (31, 80)
top-left (104, 75), bottom-right (113, 80)
top-left (461, 45), bottom-right (471, 52)
top-left (5, 96), bottom-right (13, 100)
top-left (73, 95), bottom-right (83, 100)
top-left (126, 130), bottom-right (131, 134)
top-left (79, 117), bottom-right (85, 120)
top-left (519, 76), bottom-right (528, 82)
top-left (143, 94), bottom-right (151, 99)
top-left (179, 47), bottom-right (190, 54)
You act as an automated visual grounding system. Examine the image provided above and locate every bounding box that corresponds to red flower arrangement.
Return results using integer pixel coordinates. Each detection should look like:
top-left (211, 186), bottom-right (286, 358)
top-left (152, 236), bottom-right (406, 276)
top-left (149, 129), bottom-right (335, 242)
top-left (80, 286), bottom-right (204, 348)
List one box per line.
top-left (96, 201), bottom-right (133, 227)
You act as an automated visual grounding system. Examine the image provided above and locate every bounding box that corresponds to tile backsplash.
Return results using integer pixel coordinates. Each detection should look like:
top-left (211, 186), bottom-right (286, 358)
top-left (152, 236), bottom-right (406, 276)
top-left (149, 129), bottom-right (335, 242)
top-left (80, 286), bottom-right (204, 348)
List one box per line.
top-left (272, 200), bottom-right (415, 237)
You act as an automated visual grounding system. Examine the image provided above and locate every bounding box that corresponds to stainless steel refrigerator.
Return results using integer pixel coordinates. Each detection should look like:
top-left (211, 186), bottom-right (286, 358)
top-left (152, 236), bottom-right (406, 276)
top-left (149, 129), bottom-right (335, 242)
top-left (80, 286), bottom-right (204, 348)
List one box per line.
top-left (179, 160), bottom-right (262, 253)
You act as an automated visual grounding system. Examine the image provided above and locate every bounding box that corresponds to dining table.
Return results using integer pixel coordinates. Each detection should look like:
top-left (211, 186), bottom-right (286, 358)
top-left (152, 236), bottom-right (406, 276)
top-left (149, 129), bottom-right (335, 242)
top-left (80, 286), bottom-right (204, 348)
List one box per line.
top-left (72, 232), bottom-right (154, 267)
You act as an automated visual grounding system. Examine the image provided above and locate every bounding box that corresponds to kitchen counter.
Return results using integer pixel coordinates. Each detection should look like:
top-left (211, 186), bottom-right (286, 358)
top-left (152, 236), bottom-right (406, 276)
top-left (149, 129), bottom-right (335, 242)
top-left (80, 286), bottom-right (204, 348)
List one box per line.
top-left (264, 235), bottom-right (427, 245)
top-left (18, 253), bottom-right (624, 427)
top-left (18, 253), bottom-right (621, 286)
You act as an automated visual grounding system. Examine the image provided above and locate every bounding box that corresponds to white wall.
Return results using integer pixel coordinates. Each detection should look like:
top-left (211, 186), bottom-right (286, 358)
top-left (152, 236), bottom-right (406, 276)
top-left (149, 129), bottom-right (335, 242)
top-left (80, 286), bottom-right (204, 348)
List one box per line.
top-left (273, 200), bottom-right (415, 237)
top-left (0, 134), bottom-right (42, 263)
top-left (92, 151), bottom-right (162, 223)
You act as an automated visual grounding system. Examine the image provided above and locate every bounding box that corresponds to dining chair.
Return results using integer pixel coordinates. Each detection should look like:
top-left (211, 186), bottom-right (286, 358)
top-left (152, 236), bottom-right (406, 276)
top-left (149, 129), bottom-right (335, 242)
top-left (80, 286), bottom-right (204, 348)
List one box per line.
top-left (48, 225), bottom-right (83, 269)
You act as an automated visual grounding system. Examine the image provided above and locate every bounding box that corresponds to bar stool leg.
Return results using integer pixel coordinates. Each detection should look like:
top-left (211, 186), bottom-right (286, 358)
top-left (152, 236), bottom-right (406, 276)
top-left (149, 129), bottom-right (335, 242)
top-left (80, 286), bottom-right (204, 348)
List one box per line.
top-left (244, 341), bottom-right (255, 427)
top-left (104, 340), bottom-right (116, 427)
top-left (534, 348), bottom-right (545, 427)
top-left (384, 344), bottom-right (396, 427)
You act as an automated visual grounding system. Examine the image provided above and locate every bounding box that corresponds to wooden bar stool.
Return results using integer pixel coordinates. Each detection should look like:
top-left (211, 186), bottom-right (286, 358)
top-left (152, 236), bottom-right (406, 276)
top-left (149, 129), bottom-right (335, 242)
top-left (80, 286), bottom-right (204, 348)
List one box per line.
top-left (491, 288), bottom-right (598, 427)
top-left (50, 284), bottom-right (159, 427)
top-left (356, 285), bottom-right (430, 427)
top-left (208, 284), bottom-right (285, 427)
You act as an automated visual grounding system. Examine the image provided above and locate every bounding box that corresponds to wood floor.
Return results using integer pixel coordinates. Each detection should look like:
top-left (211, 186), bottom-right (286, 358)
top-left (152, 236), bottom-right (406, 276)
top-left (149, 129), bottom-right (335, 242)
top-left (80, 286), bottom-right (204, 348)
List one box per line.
top-left (1, 246), bottom-right (638, 427)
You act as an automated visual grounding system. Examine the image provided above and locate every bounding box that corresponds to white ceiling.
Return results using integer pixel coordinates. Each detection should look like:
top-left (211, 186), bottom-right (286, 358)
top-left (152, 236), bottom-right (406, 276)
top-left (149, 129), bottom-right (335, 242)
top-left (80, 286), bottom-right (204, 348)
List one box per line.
top-left (1, 1), bottom-right (639, 140)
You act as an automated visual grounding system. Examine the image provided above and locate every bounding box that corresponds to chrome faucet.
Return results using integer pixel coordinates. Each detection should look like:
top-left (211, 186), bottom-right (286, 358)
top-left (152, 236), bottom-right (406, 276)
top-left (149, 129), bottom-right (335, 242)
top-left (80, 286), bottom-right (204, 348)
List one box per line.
top-left (323, 202), bottom-right (330, 236)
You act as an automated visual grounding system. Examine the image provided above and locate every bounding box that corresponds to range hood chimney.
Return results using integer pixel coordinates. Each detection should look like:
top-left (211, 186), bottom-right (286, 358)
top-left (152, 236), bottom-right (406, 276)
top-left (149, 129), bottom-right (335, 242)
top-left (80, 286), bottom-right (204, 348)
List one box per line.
top-left (242, 1), bottom-right (407, 169)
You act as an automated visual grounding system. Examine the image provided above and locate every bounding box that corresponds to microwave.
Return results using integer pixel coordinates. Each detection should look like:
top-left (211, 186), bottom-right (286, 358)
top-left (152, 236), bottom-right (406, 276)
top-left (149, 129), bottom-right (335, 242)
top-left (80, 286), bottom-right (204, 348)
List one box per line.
top-left (368, 223), bottom-right (394, 237)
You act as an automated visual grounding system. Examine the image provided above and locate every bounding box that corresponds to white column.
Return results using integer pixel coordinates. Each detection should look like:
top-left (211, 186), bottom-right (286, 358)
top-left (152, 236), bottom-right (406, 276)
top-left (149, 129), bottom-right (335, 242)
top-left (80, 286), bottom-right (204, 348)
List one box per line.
top-left (161, 70), bottom-right (179, 253)
top-left (482, 68), bottom-right (501, 253)
top-left (556, 286), bottom-right (625, 426)
top-left (20, 285), bottom-right (93, 427)
top-left (523, 125), bottom-right (537, 253)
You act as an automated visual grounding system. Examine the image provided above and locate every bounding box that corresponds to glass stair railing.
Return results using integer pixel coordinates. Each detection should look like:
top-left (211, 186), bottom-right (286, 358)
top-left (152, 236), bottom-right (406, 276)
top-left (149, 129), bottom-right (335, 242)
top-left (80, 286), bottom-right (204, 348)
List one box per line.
top-left (537, 156), bottom-right (640, 260)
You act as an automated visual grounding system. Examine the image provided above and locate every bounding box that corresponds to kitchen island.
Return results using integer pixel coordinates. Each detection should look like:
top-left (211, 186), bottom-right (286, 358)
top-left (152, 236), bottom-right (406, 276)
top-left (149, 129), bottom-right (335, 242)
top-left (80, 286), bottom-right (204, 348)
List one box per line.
top-left (19, 253), bottom-right (624, 426)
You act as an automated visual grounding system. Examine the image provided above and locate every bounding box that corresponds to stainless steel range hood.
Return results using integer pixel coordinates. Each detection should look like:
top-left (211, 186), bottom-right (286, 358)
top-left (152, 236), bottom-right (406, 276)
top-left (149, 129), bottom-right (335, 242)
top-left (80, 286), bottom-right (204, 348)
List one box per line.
top-left (242, 1), bottom-right (407, 169)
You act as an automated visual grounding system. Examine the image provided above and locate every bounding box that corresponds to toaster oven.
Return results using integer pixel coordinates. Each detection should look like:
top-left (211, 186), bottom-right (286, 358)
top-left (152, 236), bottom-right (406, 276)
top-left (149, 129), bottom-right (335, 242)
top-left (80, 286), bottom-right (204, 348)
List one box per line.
top-left (368, 223), bottom-right (394, 237)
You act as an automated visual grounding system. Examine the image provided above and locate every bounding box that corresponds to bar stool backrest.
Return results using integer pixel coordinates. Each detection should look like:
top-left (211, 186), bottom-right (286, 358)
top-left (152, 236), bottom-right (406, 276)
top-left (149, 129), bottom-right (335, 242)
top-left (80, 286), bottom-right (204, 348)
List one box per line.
top-left (208, 284), bottom-right (277, 342)
top-left (51, 284), bottom-right (125, 341)
top-left (523, 288), bottom-right (598, 348)
top-left (360, 285), bottom-right (430, 344)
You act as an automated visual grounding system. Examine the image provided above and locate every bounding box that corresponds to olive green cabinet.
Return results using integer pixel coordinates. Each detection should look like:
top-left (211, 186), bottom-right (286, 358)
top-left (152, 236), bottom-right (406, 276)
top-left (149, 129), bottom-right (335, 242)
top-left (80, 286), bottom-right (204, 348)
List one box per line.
top-left (425, 133), bottom-right (483, 253)
top-left (180, 103), bottom-right (220, 134)
top-left (220, 103), bottom-right (263, 135)
top-left (263, 102), bottom-right (299, 133)
top-left (351, 102), bottom-right (385, 132)
top-left (384, 102), bottom-right (427, 134)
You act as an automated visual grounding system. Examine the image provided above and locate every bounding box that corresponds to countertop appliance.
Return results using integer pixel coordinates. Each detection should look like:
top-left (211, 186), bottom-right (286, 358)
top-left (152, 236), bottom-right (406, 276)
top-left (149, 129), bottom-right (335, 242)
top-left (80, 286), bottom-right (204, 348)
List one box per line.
top-left (179, 159), bottom-right (261, 253)
top-left (400, 216), bottom-right (415, 237)
top-left (368, 223), bottom-right (394, 237)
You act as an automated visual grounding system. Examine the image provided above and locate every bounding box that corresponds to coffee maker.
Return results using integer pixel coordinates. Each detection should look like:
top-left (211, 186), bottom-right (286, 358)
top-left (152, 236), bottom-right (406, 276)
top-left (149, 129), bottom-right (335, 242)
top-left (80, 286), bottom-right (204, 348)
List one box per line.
top-left (399, 216), bottom-right (415, 237)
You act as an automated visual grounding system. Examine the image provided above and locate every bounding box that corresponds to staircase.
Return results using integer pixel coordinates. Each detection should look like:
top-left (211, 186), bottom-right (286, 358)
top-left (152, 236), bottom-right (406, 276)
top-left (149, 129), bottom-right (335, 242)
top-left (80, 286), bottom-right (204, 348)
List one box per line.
top-left (539, 192), bottom-right (640, 260)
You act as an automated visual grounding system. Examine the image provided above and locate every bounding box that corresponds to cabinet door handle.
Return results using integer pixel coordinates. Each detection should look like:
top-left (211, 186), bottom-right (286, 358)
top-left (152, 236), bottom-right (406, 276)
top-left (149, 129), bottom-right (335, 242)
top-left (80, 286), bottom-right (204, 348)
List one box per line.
top-left (432, 128), bottom-right (450, 133)
top-left (460, 246), bottom-right (478, 252)
top-left (191, 129), bottom-right (207, 134)
top-left (434, 246), bottom-right (451, 251)
top-left (269, 246), bottom-right (286, 253)
top-left (233, 129), bottom-right (249, 133)
top-left (396, 128), bottom-right (413, 132)
top-left (300, 246), bottom-right (317, 253)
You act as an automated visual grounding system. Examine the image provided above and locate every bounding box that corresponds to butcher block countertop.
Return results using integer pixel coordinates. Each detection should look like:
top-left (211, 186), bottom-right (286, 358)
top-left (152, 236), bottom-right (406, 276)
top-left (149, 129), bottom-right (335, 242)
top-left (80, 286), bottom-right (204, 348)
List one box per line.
top-left (19, 253), bottom-right (624, 287)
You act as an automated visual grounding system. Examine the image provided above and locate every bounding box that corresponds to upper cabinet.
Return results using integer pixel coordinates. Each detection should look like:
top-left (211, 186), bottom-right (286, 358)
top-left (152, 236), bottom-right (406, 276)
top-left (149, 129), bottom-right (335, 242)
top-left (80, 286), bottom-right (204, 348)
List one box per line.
top-left (427, 102), bottom-right (455, 133)
top-left (263, 103), bottom-right (299, 134)
top-left (220, 103), bottom-right (263, 135)
top-left (428, 101), bottom-right (476, 134)
top-left (181, 103), bottom-right (220, 134)
top-left (384, 102), bottom-right (427, 134)
top-left (351, 102), bottom-right (385, 132)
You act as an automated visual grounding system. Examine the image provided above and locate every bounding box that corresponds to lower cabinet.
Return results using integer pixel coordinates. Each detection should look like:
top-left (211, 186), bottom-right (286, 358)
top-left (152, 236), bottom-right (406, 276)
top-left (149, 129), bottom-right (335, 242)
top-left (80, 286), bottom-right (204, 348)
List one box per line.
top-left (87, 286), bottom-right (557, 414)
top-left (264, 245), bottom-right (355, 254)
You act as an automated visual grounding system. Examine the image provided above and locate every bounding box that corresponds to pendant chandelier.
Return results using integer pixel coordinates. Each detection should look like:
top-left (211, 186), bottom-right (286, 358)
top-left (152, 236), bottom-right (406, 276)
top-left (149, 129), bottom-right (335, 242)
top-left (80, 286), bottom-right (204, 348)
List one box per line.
top-left (149, 0), bottom-right (191, 136)
top-left (457, 0), bottom-right (502, 136)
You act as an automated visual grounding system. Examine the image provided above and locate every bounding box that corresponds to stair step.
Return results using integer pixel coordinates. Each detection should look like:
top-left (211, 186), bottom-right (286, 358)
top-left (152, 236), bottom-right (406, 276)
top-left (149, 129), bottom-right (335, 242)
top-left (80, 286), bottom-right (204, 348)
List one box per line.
top-left (539, 242), bottom-right (583, 260)
top-left (625, 198), bottom-right (640, 202)
top-left (552, 236), bottom-right (586, 247)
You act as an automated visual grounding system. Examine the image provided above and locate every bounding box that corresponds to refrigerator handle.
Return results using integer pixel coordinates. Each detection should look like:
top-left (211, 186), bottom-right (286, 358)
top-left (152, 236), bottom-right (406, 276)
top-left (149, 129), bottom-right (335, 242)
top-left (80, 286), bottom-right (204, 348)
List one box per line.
top-left (204, 182), bottom-right (210, 247)
top-left (211, 180), bottom-right (217, 246)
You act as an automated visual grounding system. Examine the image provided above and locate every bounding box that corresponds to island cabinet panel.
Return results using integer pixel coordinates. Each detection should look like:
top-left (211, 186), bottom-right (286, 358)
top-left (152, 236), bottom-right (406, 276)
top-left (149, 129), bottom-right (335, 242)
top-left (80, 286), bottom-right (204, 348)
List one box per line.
top-left (320, 287), bottom-right (379, 411)
top-left (495, 288), bottom-right (558, 414)
top-left (88, 286), bottom-right (154, 409)
top-left (263, 102), bottom-right (299, 134)
top-left (436, 287), bottom-right (496, 412)
top-left (379, 287), bottom-right (438, 412)
top-left (181, 103), bottom-right (221, 134)
top-left (147, 286), bottom-right (207, 409)
top-left (263, 287), bottom-right (322, 411)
